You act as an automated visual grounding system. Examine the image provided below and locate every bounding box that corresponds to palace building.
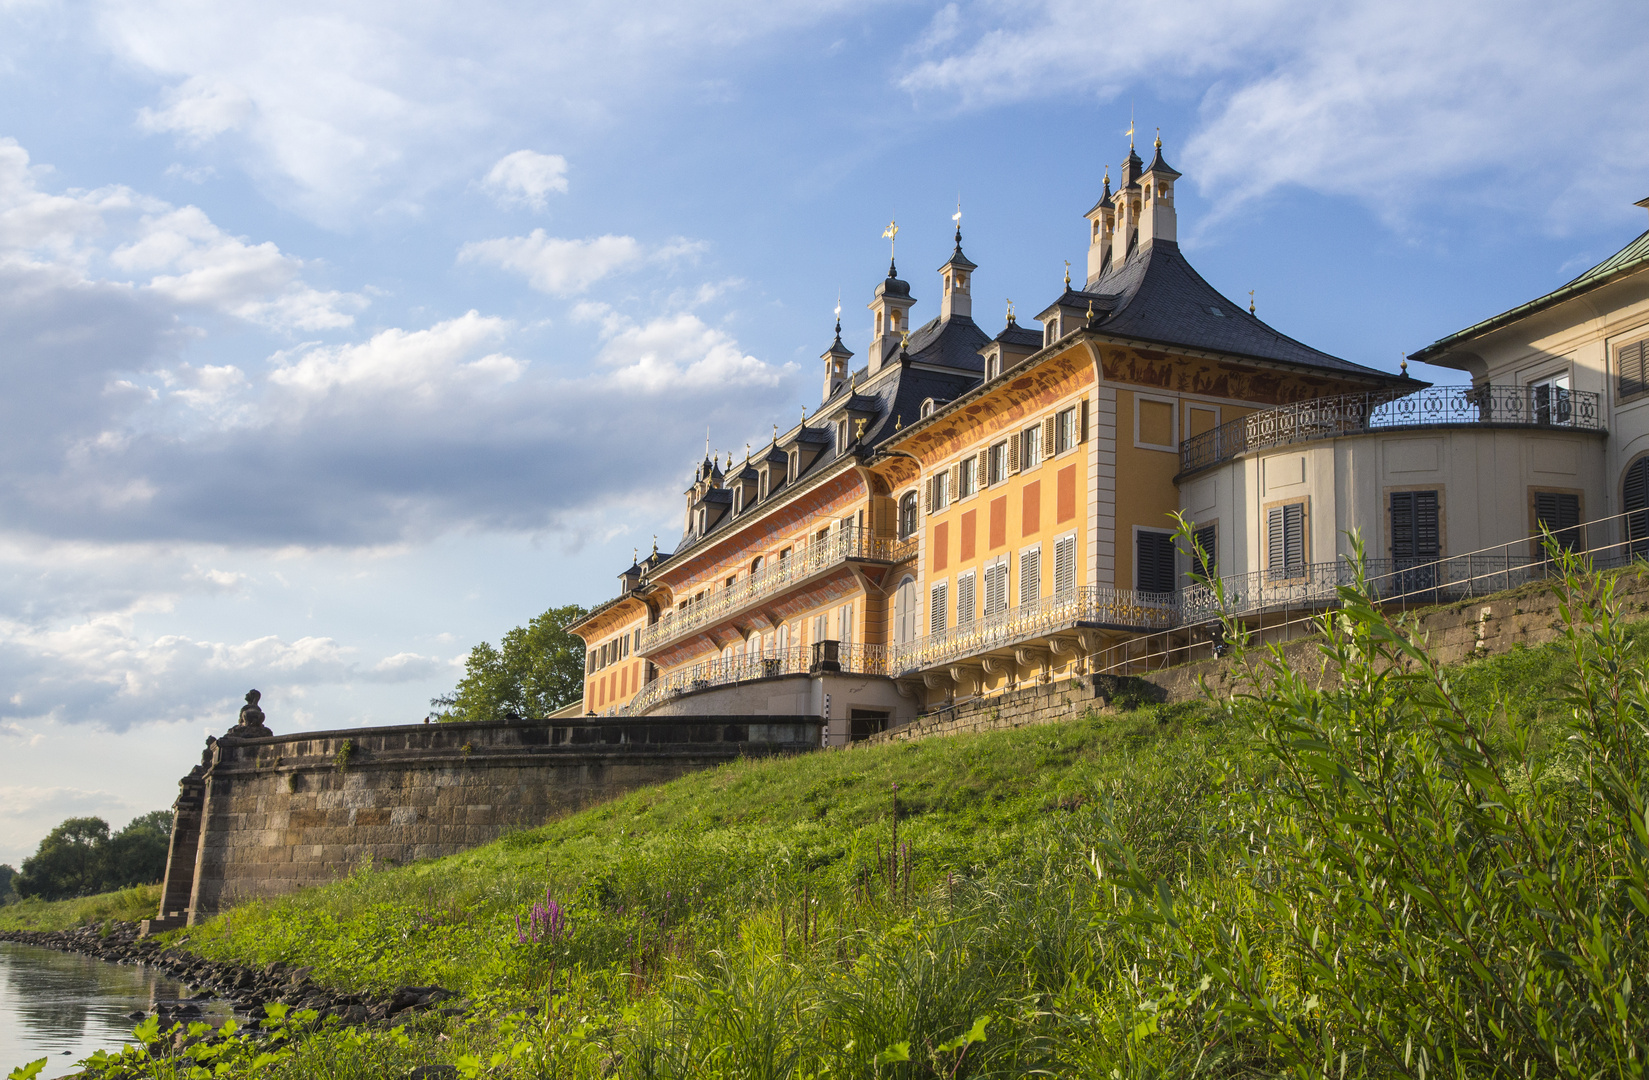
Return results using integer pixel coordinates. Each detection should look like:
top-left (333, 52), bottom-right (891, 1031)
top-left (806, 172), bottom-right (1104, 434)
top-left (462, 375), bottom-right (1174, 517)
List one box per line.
top-left (571, 136), bottom-right (1646, 743)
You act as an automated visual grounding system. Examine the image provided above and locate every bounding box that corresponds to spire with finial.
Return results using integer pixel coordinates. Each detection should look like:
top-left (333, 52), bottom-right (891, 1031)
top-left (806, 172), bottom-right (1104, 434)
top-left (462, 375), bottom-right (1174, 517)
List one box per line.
top-left (1248, 290), bottom-right (1256, 315)
top-left (939, 201), bottom-right (976, 321)
top-left (951, 196), bottom-right (962, 248)
top-left (882, 219), bottom-right (899, 278)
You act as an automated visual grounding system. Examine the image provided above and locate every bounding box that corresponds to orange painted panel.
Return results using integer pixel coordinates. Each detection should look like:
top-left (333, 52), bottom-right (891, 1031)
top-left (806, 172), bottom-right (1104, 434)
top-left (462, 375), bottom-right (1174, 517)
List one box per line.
top-left (959, 509), bottom-right (977, 561)
top-left (1057, 466), bottom-right (1076, 523)
top-left (933, 521), bottom-right (949, 572)
top-left (989, 497), bottom-right (1006, 550)
top-left (1022, 480), bottom-right (1041, 537)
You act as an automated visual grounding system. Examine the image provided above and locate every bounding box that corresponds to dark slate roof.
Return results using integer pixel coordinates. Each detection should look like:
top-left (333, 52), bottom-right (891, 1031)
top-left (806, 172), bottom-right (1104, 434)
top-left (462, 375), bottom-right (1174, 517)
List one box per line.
top-left (993, 321), bottom-right (1043, 348)
top-left (660, 312), bottom-right (990, 560)
top-left (1144, 140), bottom-right (1180, 179)
top-left (875, 263), bottom-right (911, 298)
top-left (1410, 224), bottom-right (1649, 363)
top-left (1081, 239), bottom-right (1394, 379)
top-left (939, 236), bottom-right (977, 272)
top-left (1036, 288), bottom-right (1118, 322)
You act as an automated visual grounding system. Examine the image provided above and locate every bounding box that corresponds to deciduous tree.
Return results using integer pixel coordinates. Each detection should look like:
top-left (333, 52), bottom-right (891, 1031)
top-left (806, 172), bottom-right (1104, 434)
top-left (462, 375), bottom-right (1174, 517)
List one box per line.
top-left (433, 603), bottom-right (588, 721)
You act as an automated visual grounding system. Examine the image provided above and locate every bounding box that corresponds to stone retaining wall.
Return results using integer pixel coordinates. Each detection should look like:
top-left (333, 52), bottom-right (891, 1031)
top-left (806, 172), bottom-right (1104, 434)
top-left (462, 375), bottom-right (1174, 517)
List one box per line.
top-left (155, 717), bottom-right (819, 930)
top-left (864, 573), bottom-right (1649, 747)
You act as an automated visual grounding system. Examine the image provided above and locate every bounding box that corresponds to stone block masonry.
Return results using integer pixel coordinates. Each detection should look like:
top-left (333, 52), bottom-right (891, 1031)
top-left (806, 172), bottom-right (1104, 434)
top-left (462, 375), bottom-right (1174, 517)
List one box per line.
top-left (148, 717), bottom-right (819, 932)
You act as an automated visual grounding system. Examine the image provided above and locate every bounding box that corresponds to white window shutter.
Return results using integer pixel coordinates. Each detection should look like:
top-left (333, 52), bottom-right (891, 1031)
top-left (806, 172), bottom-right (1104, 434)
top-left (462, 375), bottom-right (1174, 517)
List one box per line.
top-left (949, 463), bottom-right (961, 498)
top-left (1008, 435), bottom-right (1020, 474)
top-left (929, 582), bottom-right (947, 635)
top-left (1042, 417), bottom-right (1055, 457)
top-left (1019, 548), bottom-right (1041, 605)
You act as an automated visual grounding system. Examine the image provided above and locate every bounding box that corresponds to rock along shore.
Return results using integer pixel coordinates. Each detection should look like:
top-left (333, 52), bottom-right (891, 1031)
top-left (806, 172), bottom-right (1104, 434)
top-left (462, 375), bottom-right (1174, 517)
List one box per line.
top-left (0, 924), bottom-right (459, 1029)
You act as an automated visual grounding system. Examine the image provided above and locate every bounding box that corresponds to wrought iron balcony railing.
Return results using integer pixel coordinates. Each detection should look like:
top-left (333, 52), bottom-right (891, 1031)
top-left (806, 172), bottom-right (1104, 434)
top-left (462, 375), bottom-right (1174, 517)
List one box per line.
top-left (637, 526), bottom-right (914, 653)
top-left (623, 642), bottom-right (889, 716)
top-left (1179, 384), bottom-right (1603, 475)
top-left (886, 585), bottom-right (1178, 677)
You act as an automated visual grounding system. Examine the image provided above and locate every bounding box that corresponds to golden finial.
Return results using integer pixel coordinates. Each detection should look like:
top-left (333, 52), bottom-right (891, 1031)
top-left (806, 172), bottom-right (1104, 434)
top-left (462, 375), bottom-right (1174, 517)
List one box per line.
top-left (900, 329), bottom-right (910, 349)
top-left (882, 219), bottom-right (899, 266)
top-left (745, 442), bottom-right (751, 459)
top-left (1248, 289), bottom-right (1256, 315)
top-left (1006, 298), bottom-right (1015, 323)
top-left (1154, 127), bottom-right (1161, 150)
top-left (1063, 260), bottom-right (1071, 289)
top-left (1125, 105), bottom-right (1135, 148)
top-left (633, 547), bottom-right (638, 565)
top-left (854, 417), bottom-right (867, 440)
top-left (1401, 357), bottom-right (1410, 377)
top-left (651, 535), bottom-right (658, 557)
top-left (772, 424), bottom-right (778, 441)
top-left (895, 414), bottom-right (902, 431)
top-left (1086, 299), bottom-right (1095, 321)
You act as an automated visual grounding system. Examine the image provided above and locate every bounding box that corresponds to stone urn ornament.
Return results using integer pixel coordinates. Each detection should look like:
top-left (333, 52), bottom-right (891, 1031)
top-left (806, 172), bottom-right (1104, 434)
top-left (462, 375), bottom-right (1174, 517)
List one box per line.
top-left (230, 689), bottom-right (273, 738)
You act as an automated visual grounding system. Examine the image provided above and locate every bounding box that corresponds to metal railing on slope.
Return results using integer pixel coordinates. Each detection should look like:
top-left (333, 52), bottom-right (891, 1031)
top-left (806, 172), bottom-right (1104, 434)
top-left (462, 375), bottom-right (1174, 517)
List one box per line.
top-left (1179, 384), bottom-right (1604, 475)
top-left (1092, 509), bottom-right (1645, 678)
top-left (623, 643), bottom-right (889, 716)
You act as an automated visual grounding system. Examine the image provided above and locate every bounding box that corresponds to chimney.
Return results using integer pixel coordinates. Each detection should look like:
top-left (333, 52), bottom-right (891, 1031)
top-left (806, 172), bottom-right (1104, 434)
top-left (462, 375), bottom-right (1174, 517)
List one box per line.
top-left (1138, 132), bottom-right (1182, 248)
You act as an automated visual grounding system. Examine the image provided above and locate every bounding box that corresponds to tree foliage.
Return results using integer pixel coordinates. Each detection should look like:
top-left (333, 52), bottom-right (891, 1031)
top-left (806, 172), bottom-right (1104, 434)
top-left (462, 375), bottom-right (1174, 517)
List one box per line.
top-left (433, 603), bottom-right (588, 722)
top-left (13, 811), bottom-right (172, 901)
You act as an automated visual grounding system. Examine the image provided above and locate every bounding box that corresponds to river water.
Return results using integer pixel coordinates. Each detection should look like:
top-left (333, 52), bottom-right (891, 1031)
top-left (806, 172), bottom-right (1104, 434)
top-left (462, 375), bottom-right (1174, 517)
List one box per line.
top-left (0, 941), bottom-right (231, 1078)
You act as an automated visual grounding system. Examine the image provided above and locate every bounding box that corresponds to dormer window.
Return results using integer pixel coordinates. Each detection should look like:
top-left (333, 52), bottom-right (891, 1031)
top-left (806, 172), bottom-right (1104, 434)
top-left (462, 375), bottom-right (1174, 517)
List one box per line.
top-left (788, 449), bottom-right (799, 480)
top-left (920, 398), bottom-right (936, 419)
top-left (836, 418), bottom-right (849, 452)
top-left (733, 487), bottom-right (743, 513)
top-left (759, 469), bottom-right (768, 498)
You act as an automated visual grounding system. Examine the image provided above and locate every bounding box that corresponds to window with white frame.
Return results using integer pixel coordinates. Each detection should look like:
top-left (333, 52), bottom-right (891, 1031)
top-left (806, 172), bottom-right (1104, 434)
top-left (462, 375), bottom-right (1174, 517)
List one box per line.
top-left (982, 558), bottom-right (1010, 615)
top-left (898, 492), bottom-right (920, 537)
top-left (836, 418), bottom-right (850, 452)
top-left (1053, 533), bottom-right (1077, 594)
top-left (1055, 406), bottom-right (1078, 454)
top-left (928, 471), bottom-right (949, 512)
top-left (1019, 545), bottom-right (1041, 605)
top-left (956, 570), bottom-right (976, 627)
top-left (929, 580), bottom-right (948, 635)
top-left (838, 603), bottom-right (855, 643)
top-left (1020, 425), bottom-right (1043, 471)
top-left (988, 441), bottom-right (1009, 485)
top-left (957, 455), bottom-right (977, 498)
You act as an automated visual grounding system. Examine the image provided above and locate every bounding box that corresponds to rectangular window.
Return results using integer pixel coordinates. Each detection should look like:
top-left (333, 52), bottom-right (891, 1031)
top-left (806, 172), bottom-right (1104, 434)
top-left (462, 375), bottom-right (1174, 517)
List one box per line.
top-left (983, 559), bottom-right (1010, 615)
top-left (1020, 425), bottom-right (1043, 470)
top-left (1534, 491), bottom-right (1582, 552)
top-left (1019, 546), bottom-right (1041, 606)
top-left (838, 603), bottom-right (854, 643)
top-left (1054, 534), bottom-right (1077, 594)
top-left (929, 581), bottom-right (948, 635)
top-left (957, 455), bottom-right (977, 498)
top-left (1191, 523), bottom-right (1217, 580)
top-left (1390, 492), bottom-right (1440, 563)
top-left (989, 441), bottom-right (1009, 484)
top-left (1267, 503), bottom-right (1307, 580)
top-left (1136, 530), bottom-right (1177, 594)
top-left (930, 471), bottom-right (949, 511)
top-left (1055, 406), bottom-right (1077, 453)
top-left (620, 635), bottom-right (629, 659)
top-left (586, 652), bottom-right (596, 674)
top-left (633, 628), bottom-right (642, 651)
top-left (1620, 338), bottom-right (1649, 401)
top-left (837, 418), bottom-right (849, 452)
top-left (956, 571), bottom-right (977, 627)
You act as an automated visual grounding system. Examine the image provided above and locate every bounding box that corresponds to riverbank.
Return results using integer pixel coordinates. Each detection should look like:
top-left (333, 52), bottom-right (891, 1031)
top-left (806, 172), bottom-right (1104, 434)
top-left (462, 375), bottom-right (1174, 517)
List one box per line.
top-left (15, 565), bottom-right (1649, 1077)
top-left (0, 924), bottom-right (458, 1030)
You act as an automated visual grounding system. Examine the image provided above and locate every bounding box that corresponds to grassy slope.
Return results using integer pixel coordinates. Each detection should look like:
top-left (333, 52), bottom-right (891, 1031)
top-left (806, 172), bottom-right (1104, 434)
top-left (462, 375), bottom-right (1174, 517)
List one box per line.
top-left (0, 884), bottom-right (159, 931)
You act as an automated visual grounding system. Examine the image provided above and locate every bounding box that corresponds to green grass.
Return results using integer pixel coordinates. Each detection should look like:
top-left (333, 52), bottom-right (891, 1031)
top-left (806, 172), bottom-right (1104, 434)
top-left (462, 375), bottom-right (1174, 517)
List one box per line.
top-left (35, 562), bottom-right (1649, 1078)
top-left (0, 884), bottom-right (160, 932)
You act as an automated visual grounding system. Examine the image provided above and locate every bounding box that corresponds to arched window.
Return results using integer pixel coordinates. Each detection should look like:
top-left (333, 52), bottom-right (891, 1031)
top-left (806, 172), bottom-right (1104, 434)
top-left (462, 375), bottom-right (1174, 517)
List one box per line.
top-left (894, 576), bottom-right (919, 645)
top-left (751, 555), bottom-right (764, 575)
top-left (1626, 455), bottom-right (1649, 556)
top-left (898, 492), bottom-right (919, 538)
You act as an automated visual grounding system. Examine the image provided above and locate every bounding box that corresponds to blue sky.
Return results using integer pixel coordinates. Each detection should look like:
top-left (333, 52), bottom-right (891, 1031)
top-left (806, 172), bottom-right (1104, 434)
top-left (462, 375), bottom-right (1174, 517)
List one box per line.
top-left (1, 0), bottom-right (1646, 864)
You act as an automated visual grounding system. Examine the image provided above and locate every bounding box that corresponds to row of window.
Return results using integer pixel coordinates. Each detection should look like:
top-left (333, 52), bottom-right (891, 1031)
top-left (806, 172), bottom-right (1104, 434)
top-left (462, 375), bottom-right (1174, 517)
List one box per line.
top-left (586, 627), bottom-right (643, 674)
top-left (920, 534), bottom-right (1079, 636)
top-left (906, 403), bottom-right (1085, 531)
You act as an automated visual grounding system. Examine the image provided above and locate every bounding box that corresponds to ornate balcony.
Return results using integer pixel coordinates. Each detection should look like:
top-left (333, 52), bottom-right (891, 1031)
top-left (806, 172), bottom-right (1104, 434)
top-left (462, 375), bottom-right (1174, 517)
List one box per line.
top-left (624, 643), bottom-right (888, 716)
top-left (886, 585), bottom-right (1179, 677)
top-left (1179, 385), bottom-right (1604, 476)
top-left (638, 526), bottom-right (915, 653)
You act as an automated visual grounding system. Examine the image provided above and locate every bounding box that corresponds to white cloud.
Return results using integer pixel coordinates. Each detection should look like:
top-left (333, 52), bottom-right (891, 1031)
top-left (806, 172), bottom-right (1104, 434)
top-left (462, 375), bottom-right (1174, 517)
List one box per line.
top-left (481, 150), bottom-right (569, 210)
top-left (588, 308), bottom-right (785, 392)
top-left (0, 137), bottom-right (363, 330)
top-left (137, 74), bottom-right (255, 142)
top-left (901, 0), bottom-right (1649, 231)
top-left (267, 311), bottom-right (523, 399)
top-left (458, 231), bottom-right (644, 295)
